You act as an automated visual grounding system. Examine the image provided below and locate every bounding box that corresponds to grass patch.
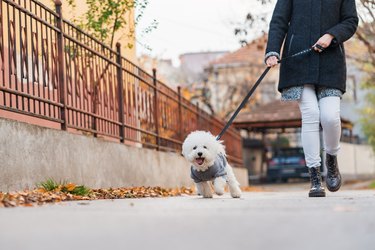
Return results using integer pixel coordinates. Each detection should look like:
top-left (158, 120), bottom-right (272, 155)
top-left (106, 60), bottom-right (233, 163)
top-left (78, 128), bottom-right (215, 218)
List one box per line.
top-left (37, 178), bottom-right (91, 196)
top-left (37, 178), bottom-right (61, 191)
top-left (369, 181), bottom-right (375, 189)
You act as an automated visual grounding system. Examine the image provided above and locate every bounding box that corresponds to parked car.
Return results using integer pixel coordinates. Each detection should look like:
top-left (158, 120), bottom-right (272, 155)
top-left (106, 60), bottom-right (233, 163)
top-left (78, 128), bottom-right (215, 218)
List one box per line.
top-left (267, 147), bottom-right (324, 183)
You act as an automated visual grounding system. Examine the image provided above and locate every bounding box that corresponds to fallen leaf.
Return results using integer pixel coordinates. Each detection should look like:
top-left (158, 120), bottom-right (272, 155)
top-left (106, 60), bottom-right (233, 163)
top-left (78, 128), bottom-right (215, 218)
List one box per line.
top-left (65, 183), bottom-right (76, 192)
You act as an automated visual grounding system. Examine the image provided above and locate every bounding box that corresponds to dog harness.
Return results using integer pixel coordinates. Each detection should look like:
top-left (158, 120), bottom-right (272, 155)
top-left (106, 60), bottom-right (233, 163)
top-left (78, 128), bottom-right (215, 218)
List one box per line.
top-left (190, 153), bottom-right (228, 183)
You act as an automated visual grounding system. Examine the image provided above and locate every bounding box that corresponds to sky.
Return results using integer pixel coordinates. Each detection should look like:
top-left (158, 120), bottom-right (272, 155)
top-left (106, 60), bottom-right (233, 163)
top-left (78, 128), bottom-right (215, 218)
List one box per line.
top-left (136, 0), bottom-right (275, 65)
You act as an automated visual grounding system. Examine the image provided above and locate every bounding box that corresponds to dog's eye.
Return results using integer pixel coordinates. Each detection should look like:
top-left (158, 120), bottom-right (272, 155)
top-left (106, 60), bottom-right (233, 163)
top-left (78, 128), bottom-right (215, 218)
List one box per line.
top-left (203, 146), bottom-right (207, 149)
top-left (193, 146), bottom-right (197, 150)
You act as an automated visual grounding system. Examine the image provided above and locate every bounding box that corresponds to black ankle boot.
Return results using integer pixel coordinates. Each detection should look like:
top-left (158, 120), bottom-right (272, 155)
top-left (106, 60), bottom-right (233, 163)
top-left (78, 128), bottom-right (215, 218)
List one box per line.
top-left (326, 154), bottom-right (342, 192)
top-left (308, 167), bottom-right (326, 197)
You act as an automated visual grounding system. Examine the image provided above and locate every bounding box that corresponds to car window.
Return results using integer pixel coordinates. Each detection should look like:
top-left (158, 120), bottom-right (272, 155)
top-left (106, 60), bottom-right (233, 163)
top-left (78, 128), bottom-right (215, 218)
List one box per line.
top-left (274, 148), bottom-right (304, 157)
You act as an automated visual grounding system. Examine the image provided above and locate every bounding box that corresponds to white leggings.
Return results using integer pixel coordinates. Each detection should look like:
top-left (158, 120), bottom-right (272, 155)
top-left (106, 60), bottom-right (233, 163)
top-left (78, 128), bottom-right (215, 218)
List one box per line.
top-left (298, 85), bottom-right (341, 168)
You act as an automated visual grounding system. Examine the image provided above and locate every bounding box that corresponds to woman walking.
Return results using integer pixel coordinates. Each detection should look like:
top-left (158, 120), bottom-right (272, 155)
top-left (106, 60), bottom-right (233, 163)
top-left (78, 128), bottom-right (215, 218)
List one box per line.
top-left (265, 0), bottom-right (358, 197)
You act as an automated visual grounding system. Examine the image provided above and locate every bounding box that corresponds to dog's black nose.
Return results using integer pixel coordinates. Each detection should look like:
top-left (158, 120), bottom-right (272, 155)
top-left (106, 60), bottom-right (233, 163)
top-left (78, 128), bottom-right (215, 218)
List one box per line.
top-left (197, 152), bottom-right (203, 157)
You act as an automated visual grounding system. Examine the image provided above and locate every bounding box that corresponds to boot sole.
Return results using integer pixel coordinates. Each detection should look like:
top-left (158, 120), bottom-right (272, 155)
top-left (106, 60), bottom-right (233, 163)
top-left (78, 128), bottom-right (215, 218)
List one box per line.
top-left (326, 181), bottom-right (342, 192)
top-left (326, 174), bottom-right (342, 192)
top-left (309, 191), bottom-right (326, 197)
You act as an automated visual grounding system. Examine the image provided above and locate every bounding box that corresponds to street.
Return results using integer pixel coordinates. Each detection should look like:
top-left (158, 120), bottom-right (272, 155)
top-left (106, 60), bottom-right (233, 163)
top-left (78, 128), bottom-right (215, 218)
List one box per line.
top-left (0, 184), bottom-right (374, 250)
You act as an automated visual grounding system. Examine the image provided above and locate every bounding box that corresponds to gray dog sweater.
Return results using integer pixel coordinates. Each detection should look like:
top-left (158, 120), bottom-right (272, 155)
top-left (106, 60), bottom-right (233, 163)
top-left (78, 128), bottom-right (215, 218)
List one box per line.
top-left (190, 154), bottom-right (228, 183)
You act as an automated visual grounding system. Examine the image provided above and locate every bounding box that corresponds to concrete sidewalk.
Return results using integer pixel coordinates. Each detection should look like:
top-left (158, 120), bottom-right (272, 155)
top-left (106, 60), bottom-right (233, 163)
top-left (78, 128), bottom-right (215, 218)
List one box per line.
top-left (0, 190), bottom-right (374, 250)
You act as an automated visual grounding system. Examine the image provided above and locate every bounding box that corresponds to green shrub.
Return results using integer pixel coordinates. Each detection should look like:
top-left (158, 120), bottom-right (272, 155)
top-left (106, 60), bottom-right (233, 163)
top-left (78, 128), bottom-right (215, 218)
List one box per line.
top-left (37, 178), bottom-right (91, 196)
top-left (37, 178), bottom-right (61, 191)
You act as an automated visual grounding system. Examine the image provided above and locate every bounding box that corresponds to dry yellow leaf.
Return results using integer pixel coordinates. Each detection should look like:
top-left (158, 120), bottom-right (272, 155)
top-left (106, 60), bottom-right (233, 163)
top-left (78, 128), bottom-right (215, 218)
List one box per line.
top-left (36, 188), bottom-right (47, 193)
top-left (65, 183), bottom-right (76, 192)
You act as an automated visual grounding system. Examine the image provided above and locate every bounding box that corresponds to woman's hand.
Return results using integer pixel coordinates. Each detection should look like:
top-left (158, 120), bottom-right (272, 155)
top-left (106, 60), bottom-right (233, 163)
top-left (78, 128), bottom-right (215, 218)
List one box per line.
top-left (313, 34), bottom-right (335, 52)
top-left (266, 56), bottom-right (279, 67)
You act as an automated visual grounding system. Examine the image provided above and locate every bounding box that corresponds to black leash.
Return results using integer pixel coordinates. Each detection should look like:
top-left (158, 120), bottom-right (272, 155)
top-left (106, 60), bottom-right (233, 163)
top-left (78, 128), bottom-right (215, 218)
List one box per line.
top-left (216, 47), bottom-right (314, 141)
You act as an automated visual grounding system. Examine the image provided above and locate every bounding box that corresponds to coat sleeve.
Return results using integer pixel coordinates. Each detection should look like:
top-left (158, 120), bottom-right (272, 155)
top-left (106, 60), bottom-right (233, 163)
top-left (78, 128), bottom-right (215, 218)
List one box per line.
top-left (326, 0), bottom-right (358, 45)
top-left (266, 0), bottom-right (292, 55)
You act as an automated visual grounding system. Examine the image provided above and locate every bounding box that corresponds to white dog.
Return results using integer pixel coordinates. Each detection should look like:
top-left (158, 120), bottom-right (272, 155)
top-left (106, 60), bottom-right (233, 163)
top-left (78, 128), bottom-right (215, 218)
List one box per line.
top-left (182, 131), bottom-right (242, 198)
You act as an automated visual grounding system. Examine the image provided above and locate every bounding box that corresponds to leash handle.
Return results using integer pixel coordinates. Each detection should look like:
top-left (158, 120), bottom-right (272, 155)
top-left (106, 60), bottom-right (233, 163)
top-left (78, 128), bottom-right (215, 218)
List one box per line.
top-left (216, 47), bottom-right (313, 141)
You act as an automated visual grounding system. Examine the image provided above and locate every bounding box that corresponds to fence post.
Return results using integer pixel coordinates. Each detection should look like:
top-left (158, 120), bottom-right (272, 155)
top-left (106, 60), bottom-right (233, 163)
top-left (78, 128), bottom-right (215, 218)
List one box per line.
top-left (153, 68), bottom-right (160, 150)
top-left (177, 86), bottom-right (183, 141)
top-left (55, 0), bottom-right (67, 130)
top-left (116, 43), bottom-right (125, 143)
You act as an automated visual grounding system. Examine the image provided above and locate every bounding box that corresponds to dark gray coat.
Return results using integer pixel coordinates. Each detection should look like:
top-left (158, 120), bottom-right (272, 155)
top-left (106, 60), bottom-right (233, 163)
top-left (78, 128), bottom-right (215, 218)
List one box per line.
top-left (266, 0), bottom-right (358, 93)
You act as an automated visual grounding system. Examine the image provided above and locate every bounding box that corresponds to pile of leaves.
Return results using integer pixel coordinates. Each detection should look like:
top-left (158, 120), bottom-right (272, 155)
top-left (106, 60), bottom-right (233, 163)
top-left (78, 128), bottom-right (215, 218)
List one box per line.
top-left (91, 186), bottom-right (194, 199)
top-left (0, 178), bottom-right (194, 208)
top-left (0, 189), bottom-right (90, 208)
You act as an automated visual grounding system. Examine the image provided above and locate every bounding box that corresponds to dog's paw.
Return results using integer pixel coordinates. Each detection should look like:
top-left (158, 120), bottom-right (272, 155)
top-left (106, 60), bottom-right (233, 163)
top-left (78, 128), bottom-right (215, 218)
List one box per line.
top-left (213, 177), bottom-right (226, 196)
top-left (215, 191), bottom-right (224, 196)
top-left (230, 187), bottom-right (242, 198)
top-left (203, 193), bottom-right (213, 198)
top-left (213, 184), bottom-right (224, 196)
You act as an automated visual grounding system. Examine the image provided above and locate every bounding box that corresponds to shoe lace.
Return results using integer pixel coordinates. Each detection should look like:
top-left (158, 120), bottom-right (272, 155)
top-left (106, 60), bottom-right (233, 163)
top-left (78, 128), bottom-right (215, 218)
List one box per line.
top-left (310, 168), bottom-right (321, 186)
top-left (327, 157), bottom-right (338, 177)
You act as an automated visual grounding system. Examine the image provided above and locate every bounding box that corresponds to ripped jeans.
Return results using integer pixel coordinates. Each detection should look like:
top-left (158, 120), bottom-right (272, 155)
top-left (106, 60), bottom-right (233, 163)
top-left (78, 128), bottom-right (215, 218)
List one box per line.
top-left (298, 85), bottom-right (341, 168)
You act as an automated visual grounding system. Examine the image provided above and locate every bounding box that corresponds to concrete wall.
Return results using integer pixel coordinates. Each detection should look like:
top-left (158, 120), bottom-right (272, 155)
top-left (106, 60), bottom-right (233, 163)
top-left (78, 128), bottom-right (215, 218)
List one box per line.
top-left (338, 142), bottom-right (375, 180)
top-left (0, 118), bottom-right (248, 191)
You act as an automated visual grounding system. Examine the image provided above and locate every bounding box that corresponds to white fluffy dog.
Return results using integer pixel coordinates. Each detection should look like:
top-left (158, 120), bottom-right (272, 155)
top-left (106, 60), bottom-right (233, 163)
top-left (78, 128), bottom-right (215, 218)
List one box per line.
top-left (182, 131), bottom-right (242, 198)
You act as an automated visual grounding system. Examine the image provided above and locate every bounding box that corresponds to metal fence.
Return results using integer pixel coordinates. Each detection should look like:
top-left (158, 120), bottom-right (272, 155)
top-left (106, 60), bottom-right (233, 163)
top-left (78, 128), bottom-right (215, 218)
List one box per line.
top-left (0, 0), bottom-right (243, 166)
